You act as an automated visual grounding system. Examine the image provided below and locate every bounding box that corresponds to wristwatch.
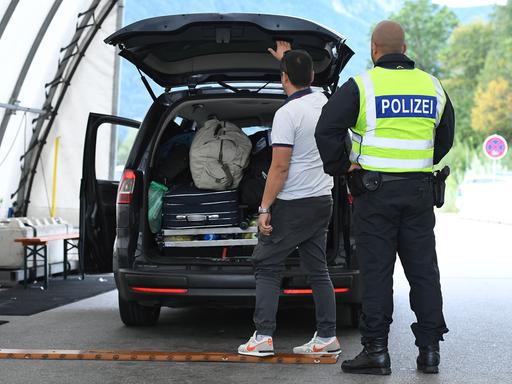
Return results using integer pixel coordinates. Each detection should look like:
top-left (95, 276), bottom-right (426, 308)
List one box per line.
top-left (258, 206), bottom-right (271, 214)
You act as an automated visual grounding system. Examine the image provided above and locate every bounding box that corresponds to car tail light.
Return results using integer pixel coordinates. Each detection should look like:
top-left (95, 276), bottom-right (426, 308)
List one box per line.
top-left (283, 288), bottom-right (350, 295)
top-left (117, 169), bottom-right (136, 204)
top-left (130, 287), bottom-right (188, 294)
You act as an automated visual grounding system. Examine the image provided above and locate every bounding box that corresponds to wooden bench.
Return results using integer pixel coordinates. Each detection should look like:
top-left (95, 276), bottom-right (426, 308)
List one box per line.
top-left (14, 233), bottom-right (79, 290)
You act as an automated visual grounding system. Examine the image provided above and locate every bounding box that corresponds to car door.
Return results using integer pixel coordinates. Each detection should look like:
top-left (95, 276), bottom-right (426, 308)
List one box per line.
top-left (79, 113), bottom-right (140, 274)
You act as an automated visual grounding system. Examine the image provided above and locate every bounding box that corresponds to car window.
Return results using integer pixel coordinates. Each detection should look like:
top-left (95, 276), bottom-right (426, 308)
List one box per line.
top-left (242, 126), bottom-right (270, 136)
top-left (95, 123), bottom-right (138, 182)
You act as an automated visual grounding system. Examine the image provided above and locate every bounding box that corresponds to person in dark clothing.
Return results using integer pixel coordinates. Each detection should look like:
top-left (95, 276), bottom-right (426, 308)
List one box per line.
top-left (315, 20), bottom-right (454, 375)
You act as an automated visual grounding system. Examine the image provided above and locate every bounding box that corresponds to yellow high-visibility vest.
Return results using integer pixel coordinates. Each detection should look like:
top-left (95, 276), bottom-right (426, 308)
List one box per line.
top-left (351, 67), bottom-right (446, 172)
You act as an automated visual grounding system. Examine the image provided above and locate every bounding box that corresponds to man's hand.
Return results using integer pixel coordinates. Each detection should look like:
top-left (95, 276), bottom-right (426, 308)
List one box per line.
top-left (258, 213), bottom-right (273, 236)
top-left (268, 40), bottom-right (292, 61)
top-left (348, 163), bottom-right (361, 172)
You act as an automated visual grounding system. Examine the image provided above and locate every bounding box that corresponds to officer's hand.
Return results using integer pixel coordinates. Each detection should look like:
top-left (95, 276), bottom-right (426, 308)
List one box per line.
top-left (348, 164), bottom-right (361, 173)
top-left (268, 41), bottom-right (291, 61)
top-left (258, 213), bottom-right (273, 236)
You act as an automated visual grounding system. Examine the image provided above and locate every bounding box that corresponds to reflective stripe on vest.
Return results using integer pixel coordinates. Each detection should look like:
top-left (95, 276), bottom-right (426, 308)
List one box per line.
top-left (351, 67), bottom-right (446, 172)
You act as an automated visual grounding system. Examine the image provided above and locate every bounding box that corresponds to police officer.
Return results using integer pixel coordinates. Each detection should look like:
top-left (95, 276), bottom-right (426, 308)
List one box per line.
top-left (315, 20), bottom-right (454, 375)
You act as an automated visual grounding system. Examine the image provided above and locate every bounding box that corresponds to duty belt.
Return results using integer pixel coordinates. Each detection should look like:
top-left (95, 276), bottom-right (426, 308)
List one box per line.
top-left (348, 170), bottom-right (432, 196)
top-left (379, 173), bottom-right (431, 182)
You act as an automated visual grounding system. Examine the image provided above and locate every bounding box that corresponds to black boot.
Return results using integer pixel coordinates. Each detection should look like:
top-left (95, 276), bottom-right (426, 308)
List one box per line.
top-left (341, 337), bottom-right (391, 375)
top-left (417, 344), bottom-right (440, 374)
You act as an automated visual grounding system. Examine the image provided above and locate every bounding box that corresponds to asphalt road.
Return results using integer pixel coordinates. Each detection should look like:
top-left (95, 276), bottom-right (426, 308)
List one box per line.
top-left (0, 213), bottom-right (511, 384)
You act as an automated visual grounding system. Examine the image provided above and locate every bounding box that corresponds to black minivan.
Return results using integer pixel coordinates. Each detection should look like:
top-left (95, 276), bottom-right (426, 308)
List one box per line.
top-left (79, 13), bottom-right (361, 327)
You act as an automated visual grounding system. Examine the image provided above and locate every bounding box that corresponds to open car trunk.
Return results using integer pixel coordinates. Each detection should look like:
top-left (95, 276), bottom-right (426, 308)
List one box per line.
top-left (105, 13), bottom-right (354, 90)
top-left (141, 93), bottom-right (349, 267)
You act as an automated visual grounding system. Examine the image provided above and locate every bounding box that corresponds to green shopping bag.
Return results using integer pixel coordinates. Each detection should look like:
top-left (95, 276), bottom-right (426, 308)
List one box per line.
top-left (148, 181), bottom-right (168, 233)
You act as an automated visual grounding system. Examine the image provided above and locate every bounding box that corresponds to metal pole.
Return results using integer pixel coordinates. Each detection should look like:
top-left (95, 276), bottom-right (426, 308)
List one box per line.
top-left (0, 102), bottom-right (46, 115)
top-left (0, 0), bottom-right (19, 40)
top-left (51, 136), bottom-right (60, 217)
top-left (108, 0), bottom-right (124, 181)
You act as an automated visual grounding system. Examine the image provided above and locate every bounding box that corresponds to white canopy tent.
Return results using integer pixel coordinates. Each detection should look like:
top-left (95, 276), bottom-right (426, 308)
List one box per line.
top-left (0, 0), bottom-right (122, 225)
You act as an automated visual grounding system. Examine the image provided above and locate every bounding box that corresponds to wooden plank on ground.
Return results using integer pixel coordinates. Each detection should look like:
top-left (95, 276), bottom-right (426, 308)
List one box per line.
top-left (0, 349), bottom-right (338, 364)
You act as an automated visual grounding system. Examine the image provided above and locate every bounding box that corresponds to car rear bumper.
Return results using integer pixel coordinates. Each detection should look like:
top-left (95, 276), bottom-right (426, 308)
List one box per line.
top-left (116, 266), bottom-right (361, 308)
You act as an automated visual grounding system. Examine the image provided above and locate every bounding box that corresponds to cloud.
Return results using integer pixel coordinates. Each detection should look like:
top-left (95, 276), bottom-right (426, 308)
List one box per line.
top-left (331, 0), bottom-right (352, 17)
top-left (375, 0), bottom-right (402, 13)
top-left (432, 0), bottom-right (507, 7)
top-left (331, 0), bottom-right (401, 18)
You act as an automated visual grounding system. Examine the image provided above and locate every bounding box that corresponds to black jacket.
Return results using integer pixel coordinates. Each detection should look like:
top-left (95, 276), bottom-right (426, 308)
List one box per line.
top-left (315, 53), bottom-right (455, 176)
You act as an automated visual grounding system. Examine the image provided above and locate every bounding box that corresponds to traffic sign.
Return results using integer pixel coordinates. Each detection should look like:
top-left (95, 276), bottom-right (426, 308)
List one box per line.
top-left (483, 134), bottom-right (508, 160)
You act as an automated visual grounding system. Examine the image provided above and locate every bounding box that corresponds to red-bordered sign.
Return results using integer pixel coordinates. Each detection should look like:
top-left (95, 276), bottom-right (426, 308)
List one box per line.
top-left (483, 134), bottom-right (508, 160)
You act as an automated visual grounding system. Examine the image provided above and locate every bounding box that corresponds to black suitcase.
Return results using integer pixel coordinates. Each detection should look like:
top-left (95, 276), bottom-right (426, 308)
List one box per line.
top-left (162, 185), bottom-right (239, 229)
top-left (240, 145), bottom-right (272, 209)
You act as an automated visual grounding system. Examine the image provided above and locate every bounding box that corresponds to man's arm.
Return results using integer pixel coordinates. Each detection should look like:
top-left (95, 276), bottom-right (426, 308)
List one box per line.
top-left (433, 92), bottom-right (455, 164)
top-left (258, 146), bottom-right (292, 235)
top-left (315, 78), bottom-right (360, 176)
top-left (258, 40), bottom-right (294, 235)
top-left (261, 147), bottom-right (292, 209)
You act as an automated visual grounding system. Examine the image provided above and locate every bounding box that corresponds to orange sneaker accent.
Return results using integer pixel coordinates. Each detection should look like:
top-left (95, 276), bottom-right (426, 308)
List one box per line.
top-left (245, 338), bottom-right (272, 352)
top-left (312, 345), bottom-right (325, 353)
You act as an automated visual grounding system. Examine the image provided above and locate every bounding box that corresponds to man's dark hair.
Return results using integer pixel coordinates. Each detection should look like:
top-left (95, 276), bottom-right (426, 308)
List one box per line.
top-left (280, 49), bottom-right (314, 87)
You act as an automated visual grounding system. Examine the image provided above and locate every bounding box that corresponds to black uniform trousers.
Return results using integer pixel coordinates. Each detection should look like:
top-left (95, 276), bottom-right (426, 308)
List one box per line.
top-left (352, 175), bottom-right (448, 347)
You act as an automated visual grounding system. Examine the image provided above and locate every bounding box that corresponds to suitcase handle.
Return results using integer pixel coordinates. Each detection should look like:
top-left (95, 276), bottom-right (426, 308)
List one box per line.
top-left (176, 214), bottom-right (220, 223)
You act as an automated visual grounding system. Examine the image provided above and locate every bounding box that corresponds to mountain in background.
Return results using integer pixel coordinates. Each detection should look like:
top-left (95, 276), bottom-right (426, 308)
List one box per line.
top-left (119, 0), bottom-right (493, 120)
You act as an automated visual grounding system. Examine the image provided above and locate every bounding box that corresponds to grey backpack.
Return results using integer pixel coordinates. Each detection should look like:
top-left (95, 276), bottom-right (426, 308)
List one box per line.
top-left (190, 119), bottom-right (252, 191)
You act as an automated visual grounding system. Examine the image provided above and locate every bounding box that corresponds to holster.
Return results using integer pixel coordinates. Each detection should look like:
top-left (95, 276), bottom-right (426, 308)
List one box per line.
top-left (347, 170), bottom-right (382, 197)
top-left (432, 166), bottom-right (450, 208)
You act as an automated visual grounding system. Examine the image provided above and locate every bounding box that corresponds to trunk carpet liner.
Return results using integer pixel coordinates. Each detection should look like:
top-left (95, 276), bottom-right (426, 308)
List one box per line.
top-left (0, 274), bottom-right (115, 316)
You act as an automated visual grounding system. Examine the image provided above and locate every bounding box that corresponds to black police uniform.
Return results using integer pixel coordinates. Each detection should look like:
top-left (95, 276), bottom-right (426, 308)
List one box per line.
top-left (315, 54), bottom-right (453, 349)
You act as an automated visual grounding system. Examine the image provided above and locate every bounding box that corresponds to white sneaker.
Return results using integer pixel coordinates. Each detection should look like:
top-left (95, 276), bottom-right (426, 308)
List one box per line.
top-left (293, 332), bottom-right (341, 355)
top-left (238, 331), bottom-right (275, 357)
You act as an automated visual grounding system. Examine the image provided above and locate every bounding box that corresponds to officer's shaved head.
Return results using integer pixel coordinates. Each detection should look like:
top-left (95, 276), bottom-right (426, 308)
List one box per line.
top-left (371, 20), bottom-right (407, 63)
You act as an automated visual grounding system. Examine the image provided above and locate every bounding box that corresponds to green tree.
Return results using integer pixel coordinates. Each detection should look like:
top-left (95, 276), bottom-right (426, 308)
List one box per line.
top-left (471, 78), bottom-right (512, 141)
top-left (440, 22), bottom-right (493, 147)
top-left (479, 1), bottom-right (512, 85)
top-left (116, 129), bottom-right (137, 167)
top-left (389, 0), bottom-right (458, 77)
top-left (441, 22), bottom-right (493, 82)
top-left (471, 1), bottom-right (512, 171)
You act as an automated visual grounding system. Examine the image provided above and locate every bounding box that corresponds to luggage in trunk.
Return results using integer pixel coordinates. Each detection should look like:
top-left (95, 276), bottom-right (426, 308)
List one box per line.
top-left (162, 186), bottom-right (239, 229)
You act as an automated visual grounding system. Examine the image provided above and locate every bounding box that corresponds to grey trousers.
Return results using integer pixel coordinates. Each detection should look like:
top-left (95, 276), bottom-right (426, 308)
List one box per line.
top-left (252, 195), bottom-right (336, 338)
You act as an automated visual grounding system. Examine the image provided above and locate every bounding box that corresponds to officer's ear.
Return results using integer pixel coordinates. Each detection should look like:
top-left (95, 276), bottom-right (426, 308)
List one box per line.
top-left (402, 43), bottom-right (407, 54)
top-left (310, 70), bottom-right (315, 84)
top-left (371, 41), bottom-right (378, 61)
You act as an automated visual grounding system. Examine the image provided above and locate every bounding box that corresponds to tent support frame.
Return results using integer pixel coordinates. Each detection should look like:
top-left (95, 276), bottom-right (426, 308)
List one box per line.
top-left (12, 0), bottom-right (119, 216)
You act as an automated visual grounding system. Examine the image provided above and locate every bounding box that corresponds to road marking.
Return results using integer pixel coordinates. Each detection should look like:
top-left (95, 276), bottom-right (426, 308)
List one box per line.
top-left (0, 349), bottom-right (338, 364)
